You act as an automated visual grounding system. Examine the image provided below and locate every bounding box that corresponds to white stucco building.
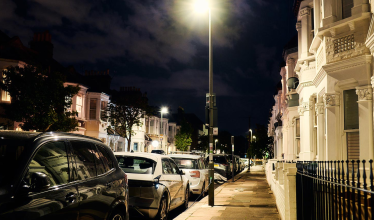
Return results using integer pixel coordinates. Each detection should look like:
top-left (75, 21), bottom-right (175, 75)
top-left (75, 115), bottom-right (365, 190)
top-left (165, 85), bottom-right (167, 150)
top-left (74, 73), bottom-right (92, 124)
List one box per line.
top-left (269, 0), bottom-right (374, 163)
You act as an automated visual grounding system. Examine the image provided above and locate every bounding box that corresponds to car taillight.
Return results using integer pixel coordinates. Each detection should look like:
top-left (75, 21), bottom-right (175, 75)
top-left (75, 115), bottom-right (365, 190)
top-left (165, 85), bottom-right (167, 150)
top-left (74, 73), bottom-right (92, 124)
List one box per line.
top-left (190, 171), bottom-right (200, 178)
top-left (124, 173), bottom-right (128, 185)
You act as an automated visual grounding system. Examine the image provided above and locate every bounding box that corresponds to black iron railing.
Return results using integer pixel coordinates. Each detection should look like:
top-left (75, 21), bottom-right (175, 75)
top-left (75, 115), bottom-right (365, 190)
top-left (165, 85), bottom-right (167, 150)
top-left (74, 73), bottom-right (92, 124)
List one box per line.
top-left (296, 160), bottom-right (374, 220)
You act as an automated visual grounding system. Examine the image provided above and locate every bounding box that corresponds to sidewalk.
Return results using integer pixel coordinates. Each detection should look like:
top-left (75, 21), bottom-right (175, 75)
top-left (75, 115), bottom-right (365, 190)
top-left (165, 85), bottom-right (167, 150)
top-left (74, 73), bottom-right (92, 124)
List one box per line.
top-left (174, 166), bottom-right (280, 220)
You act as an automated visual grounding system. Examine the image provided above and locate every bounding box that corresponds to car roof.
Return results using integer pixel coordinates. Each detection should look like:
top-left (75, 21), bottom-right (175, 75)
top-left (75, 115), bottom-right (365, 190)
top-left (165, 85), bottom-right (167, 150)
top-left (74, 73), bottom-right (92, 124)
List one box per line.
top-left (0, 131), bottom-right (102, 143)
top-left (114, 152), bottom-right (169, 161)
top-left (169, 154), bottom-right (203, 159)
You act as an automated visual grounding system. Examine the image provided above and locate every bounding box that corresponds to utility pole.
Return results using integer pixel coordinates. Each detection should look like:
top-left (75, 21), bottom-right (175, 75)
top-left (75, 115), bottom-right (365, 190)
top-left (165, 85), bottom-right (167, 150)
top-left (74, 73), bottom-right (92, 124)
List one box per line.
top-left (231, 136), bottom-right (234, 182)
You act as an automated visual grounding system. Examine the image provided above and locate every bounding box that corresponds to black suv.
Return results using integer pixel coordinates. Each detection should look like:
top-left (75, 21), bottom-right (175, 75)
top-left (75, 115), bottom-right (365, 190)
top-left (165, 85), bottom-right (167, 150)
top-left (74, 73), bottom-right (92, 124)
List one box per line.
top-left (0, 131), bottom-right (129, 220)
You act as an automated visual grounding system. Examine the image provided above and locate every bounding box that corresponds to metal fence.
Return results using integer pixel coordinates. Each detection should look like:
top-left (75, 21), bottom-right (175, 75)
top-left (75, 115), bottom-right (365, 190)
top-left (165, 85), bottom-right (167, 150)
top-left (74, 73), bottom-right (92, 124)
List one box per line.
top-left (296, 160), bottom-right (374, 220)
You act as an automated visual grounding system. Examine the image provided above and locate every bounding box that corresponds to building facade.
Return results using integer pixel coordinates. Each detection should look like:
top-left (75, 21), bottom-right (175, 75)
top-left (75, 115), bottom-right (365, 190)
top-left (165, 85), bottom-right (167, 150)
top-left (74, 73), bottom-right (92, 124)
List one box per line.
top-left (269, 0), bottom-right (374, 163)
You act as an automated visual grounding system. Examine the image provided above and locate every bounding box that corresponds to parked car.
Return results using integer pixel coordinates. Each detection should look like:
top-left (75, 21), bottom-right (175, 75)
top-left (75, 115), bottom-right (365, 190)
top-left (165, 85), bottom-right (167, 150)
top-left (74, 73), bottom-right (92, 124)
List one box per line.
top-left (151, 149), bottom-right (166, 155)
top-left (0, 131), bottom-right (129, 220)
top-left (206, 154), bottom-right (232, 179)
top-left (114, 152), bottom-right (189, 220)
top-left (169, 154), bottom-right (209, 197)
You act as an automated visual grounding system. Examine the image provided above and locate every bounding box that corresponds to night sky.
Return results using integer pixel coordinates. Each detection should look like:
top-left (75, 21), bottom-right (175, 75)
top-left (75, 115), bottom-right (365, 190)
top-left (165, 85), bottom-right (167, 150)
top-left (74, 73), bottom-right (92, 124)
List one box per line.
top-left (0, 0), bottom-right (297, 136)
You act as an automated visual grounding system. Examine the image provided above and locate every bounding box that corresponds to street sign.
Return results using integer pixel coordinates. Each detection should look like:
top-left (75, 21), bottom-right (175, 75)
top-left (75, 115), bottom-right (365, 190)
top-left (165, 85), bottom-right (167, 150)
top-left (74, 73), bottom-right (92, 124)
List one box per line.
top-left (213, 127), bottom-right (218, 135)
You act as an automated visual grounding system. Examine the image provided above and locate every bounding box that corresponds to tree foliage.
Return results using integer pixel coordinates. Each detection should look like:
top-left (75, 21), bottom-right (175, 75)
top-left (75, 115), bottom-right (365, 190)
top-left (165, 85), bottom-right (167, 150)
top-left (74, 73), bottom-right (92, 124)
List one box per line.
top-left (0, 65), bottom-right (80, 132)
top-left (247, 124), bottom-right (273, 159)
top-left (104, 90), bottom-right (148, 151)
top-left (175, 120), bottom-right (193, 151)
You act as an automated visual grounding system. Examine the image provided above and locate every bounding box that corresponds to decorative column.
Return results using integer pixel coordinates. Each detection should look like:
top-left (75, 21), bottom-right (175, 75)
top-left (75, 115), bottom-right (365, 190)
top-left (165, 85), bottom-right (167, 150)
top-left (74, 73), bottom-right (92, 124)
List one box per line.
top-left (323, 93), bottom-right (340, 160)
top-left (356, 85), bottom-right (373, 160)
top-left (300, 7), bottom-right (311, 58)
top-left (316, 102), bottom-right (325, 160)
top-left (296, 22), bottom-right (302, 59)
top-left (298, 101), bottom-right (314, 161)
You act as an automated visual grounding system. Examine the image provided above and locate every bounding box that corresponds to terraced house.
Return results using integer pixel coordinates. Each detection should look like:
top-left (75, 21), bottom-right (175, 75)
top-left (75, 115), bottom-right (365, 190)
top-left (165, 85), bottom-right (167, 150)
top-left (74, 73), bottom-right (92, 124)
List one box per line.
top-left (267, 0), bottom-right (374, 219)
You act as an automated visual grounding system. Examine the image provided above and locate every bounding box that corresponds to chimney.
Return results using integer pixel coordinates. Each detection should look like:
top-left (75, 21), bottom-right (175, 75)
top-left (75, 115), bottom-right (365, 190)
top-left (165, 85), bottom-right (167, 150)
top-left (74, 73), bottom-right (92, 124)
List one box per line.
top-left (29, 31), bottom-right (54, 58)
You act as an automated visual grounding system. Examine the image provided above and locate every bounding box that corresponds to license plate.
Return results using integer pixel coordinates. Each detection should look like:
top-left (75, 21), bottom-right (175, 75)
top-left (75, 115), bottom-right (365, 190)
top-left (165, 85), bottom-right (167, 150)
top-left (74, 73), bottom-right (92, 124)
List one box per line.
top-left (214, 164), bottom-right (219, 167)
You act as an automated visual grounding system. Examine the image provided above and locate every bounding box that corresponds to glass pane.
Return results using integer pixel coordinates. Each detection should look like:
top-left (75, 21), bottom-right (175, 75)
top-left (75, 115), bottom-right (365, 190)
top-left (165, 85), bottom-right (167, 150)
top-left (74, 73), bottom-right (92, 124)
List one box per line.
top-left (296, 139), bottom-right (300, 155)
top-left (90, 99), bottom-right (97, 119)
top-left (70, 141), bottom-right (96, 179)
top-left (172, 158), bottom-right (197, 169)
top-left (27, 142), bottom-right (69, 187)
top-left (116, 156), bottom-right (156, 174)
top-left (96, 144), bottom-right (114, 170)
top-left (0, 140), bottom-right (26, 187)
top-left (296, 118), bottom-right (300, 138)
top-left (344, 89), bottom-right (359, 130)
top-left (169, 159), bottom-right (180, 174)
top-left (162, 159), bottom-right (173, 174)
top-left (342, 0), bottom-right (353, 19)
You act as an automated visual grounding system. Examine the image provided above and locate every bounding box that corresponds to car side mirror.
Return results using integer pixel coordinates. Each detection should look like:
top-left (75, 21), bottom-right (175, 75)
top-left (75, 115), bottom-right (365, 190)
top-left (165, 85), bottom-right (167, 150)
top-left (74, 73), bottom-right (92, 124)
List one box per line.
top-left (154, 175), bottom-right (161, 184)
top-left (30, 172), bottom-right (50, 192)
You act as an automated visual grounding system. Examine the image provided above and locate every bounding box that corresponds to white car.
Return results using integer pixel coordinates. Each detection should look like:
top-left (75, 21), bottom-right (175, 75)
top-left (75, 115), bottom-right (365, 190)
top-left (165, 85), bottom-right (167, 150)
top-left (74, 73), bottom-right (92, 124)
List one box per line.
top-left (169, 154), bottom-right (209, 197)
top-left (114, 152), bottom-right (189, 220)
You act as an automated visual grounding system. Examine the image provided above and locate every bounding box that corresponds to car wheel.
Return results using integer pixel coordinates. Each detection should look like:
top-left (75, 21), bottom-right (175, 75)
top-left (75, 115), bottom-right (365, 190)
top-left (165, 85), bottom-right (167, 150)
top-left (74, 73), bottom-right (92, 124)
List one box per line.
top-left (109, 210), bottom-right (125, 220)
top-left (183, 187), bottom-right (189, 209)
top-left (201, 183), bottom-right (206, 197)
top-left (157, 195), bottom-right (169, 220)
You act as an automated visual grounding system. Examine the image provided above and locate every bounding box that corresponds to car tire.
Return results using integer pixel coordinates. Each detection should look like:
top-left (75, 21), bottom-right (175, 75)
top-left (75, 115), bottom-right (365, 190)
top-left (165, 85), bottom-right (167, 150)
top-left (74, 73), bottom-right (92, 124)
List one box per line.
top-left (156, 195), bottom-right (169, 220)
top-left (182, 187), bottom-right (189, 210)
top-left (201, 183), bottom-right (206, 198)
top-left (109, 210), bottom-right (125, 220)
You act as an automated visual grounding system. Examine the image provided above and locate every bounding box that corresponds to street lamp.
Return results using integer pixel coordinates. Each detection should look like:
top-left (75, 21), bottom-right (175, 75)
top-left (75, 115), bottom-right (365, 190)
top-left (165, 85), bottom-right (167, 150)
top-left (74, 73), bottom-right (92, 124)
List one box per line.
top-left (249, 129), bottom-right (253, 142)
top-left (215, 139), bottom-right (218, 153)
top-left (253, 136), bottom-right (256, 143)
top-left (160, 107), bottom-right (168, 152)
top-left (194, 0), bottom-right (214, 207)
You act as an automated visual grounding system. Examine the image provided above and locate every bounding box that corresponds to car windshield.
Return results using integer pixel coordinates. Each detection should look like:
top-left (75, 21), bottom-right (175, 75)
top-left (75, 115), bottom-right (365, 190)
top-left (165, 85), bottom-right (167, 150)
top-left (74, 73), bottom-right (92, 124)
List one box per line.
top-left (172, 158), bottom-right (197, 169)
top-left (0, 139), bottom-right (27, 187)
top-left (116, 156), bottom-right (156, 174)
top-left (213, 156), bottom-right (227, 164)
top-left (151, 150), bottom-right (164, 154)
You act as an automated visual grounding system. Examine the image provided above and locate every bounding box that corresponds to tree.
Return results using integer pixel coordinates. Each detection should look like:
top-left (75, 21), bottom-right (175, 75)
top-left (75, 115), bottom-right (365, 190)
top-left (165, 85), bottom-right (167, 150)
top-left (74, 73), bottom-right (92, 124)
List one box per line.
top-left (175, 120), bottom-right (193, 151)
top-left (104, 89), bottom-right (148, 151)
top-left (0, 65), bottom-right (80, 132)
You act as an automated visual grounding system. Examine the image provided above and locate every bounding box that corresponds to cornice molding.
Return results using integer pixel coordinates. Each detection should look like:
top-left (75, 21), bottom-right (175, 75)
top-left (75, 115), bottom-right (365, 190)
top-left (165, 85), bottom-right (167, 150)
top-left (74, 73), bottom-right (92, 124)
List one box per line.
top-left (296, 81), bottom-right (314, 94)
top-left (312, 68), bottom-right (327, 87)
top-left (322, 55), bottom-right (370, 74)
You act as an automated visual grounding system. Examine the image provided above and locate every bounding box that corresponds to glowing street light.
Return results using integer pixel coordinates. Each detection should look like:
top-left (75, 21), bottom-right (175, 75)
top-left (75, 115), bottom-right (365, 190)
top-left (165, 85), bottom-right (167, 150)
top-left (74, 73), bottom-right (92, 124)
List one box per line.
top-left (160, 107), bottom-right (168, 152)
top-left (194, 0), bottom-right (209, 13)
top-left (215, 139), bottom-right (218, 152)
top-left (249, 129), bottom-right (253, 142)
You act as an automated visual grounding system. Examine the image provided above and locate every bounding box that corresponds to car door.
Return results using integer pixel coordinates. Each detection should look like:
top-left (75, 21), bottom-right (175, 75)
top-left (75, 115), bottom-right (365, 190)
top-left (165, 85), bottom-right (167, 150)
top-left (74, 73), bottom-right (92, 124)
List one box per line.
top-left (8, 141), bottom-right (80, 220)
top-left (160, 159), bottom-right (179, 208)
top-left (168, 159), bottom-right (184, 204)
top-left (69, 141), bottom-right (116, 220)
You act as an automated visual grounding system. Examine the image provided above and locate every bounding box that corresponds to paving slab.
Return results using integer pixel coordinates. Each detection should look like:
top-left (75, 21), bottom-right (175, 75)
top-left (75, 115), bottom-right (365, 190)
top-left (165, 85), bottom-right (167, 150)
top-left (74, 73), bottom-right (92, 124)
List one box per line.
top-left (174, 165), bottom-right (281, 220)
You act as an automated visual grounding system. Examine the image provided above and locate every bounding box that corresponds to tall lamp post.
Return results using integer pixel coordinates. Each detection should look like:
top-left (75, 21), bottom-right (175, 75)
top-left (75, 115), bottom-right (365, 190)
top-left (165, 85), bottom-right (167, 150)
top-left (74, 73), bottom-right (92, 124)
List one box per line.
top-left (249, 129), bottom-right (253, 142)
top-left (215, 139), bottom-right (218, 153)
top-left (194, 0), bottom-right (214, 206)
top-left (160, 107), bottom-right (168, 152)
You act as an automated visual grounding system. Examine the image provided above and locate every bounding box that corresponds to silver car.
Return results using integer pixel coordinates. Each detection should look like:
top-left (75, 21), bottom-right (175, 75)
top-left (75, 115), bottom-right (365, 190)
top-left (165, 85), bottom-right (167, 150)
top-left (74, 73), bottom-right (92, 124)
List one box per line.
top-left (114, 152), bottom-right (189, 220)
top-left (169, 154), bottom-right (209, 197)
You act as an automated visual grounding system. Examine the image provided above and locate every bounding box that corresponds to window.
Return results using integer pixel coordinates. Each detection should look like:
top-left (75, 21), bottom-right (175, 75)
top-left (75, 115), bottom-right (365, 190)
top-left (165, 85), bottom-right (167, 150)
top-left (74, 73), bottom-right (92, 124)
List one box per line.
top-left (76, 95), bottom-right (82, 117)
top-left (150, 120), bottom-right (154, 126)
top-left (134, 142), bottom-right (138, 151)
top-left (100, 101), bottom-right (106, 120)
top-left (342, 0), bottom-right (353, 19)
top-left (70, 141), bottom-right (97, 179)
top-left (116, 156), bottom-right (156, 174)
top-left (27, 142), bottom-right (70, 187)
top-left (344, 89), bottom-right (359, 130)
top-left (162, 159), bottom-right (173, 174)
top-left (90, 99), bottom-right (97, 119)
top-left (169, 126), bottom-right (171, 131)
top-left (295, 118), bottom-right (300, 156)
top-left (172, 158), bottom-right (197, 169)
top-left (96, 144), bottom-right (114, 170)
top-left (169, 159), bottom-right (180, 174)
top-left (1, 72), bottom-right (10, 102)
top-left (311, 8), bottom-right (314, 37)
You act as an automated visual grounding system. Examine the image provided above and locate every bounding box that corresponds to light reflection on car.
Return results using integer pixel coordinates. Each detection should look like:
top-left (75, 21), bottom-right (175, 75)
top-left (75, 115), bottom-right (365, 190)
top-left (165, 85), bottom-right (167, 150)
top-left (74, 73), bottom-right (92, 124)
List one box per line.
top-left (114, 152), bottom-right (189, 220)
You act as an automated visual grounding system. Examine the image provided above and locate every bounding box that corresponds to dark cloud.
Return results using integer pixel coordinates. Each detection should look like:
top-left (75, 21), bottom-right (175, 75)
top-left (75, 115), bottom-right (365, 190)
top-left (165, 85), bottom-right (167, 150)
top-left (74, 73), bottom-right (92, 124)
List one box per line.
top-left (0, 0), bottom-right (296, 135)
